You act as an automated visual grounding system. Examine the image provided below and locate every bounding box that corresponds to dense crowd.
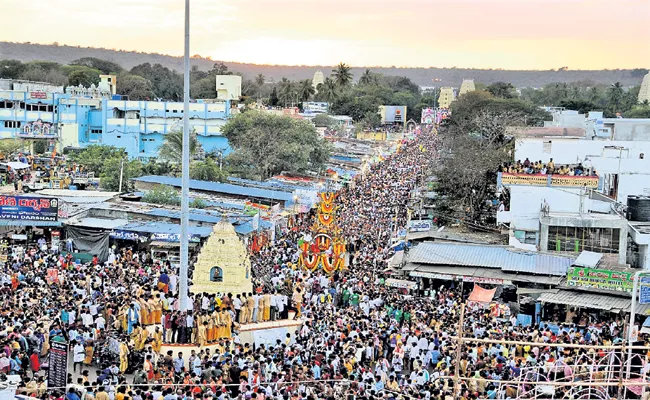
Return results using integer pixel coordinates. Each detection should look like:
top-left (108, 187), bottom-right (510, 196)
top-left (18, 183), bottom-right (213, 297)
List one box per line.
top-left (499, 158), bottom-right (598, 177)
top-left (2, 127), bottom-right (648, 400)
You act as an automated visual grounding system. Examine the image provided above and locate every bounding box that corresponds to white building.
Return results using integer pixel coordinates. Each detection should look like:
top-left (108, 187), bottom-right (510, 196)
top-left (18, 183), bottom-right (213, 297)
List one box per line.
top-left (215, 75), bottom-right (242, 100)
top-left (497, 111), bottom-right (650, 269)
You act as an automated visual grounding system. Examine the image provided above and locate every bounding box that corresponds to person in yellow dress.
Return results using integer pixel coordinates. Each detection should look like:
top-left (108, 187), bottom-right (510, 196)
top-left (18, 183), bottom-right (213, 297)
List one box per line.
top-left (137, 298), bottom-right (150, 326)
top-left (119, 340), bottom-right (130, 373)
top-left (148, 296), bottom-right (159, 325)
top-left (207, 312), bottom-right (216, 343)
top-left (263, 293), bottom-right (272, 321)
top-left (221, 308), bottom-right (232, 339)
top-left (152, 326), bottom-right (163, 353)
top-left (198, 321), bottom-right (208, 347)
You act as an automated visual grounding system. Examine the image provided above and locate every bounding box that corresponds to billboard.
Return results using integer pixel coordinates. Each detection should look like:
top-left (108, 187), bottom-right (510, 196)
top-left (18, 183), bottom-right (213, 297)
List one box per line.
top-left (566, 266), bottom-right (634, 292)
top-left (0, 195), bottom-right (58, 222)
top-left (421, 108), bottom-right (435, 124)
top-left (381, 106), bottom-right (407, 124)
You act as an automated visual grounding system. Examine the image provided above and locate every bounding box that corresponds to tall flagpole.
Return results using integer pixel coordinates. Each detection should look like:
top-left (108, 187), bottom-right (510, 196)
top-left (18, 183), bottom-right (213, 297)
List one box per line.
top-left (179, 0), bottom-right (191, 311)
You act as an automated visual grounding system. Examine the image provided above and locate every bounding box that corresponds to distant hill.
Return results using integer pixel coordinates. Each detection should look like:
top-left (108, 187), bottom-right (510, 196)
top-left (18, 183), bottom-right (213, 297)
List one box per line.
top-left (1, 41), bottom-right (646, 88)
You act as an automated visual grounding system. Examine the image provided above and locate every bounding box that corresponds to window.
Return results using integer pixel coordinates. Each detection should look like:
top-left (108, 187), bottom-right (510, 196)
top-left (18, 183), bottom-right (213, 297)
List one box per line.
top-left (4, 121), bottom-right (21, 128)
top-left (90, 129), bottom-right (102, 134)
top-left (548, 226), bottom-right (620, 254)
top-left (210, 267), bottom-right (223, 282)
top-left (113, 109), bottom-right (126, 118)
top-left (0, 101), bottom-right (13, 109)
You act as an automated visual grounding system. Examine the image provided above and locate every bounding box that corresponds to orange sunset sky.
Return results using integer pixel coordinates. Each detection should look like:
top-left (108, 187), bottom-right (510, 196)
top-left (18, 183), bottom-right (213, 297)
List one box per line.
top-left (2, 0), bottom-right (649, 69)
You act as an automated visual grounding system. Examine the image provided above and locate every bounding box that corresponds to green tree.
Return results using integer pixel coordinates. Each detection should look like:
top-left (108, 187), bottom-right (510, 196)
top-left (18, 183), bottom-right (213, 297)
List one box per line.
top-left (99, 158), bottom-right (143, 192)
top-left (142, 184), bottom-right (181, 205)
top-left (190, 158), bottom-right (228, 182)
top-left (608, 82), bottom-right (624, 113)
top-left (625, 107), bottom-right (650, 118)
top-left (317, 78), bottom-right (339, 103)
top-left (71, 57), bottom-right (123, 74)
top-left (118, 74), bottom-right (155, 100)
top-left (358, 69), bottom-right (375, 86)
top-left (312, 114), bottom-right (337, 128)
top-left (0, 60), bottom-right (26, 79)
top-left (486, 81), bottom-right (516, 99)
top-left (269, 86), bottom-right (279, 106)
top-left (65, 66), bottom-right (101, 87)
top-left (19, 63), bottom-right (67, 85)
top-left (130, 63), bottom-right (183, 101)
top-left (69, 145), bottom-right (129, 175)
top-left (191, 77), bottom-right (217, 99)
top-left (32, 141), bottom-right (47, 155)
top-left (278, 79), bottom-right (297, 107)
top-left (255, 74), bottom-right (265, 87)
top-left (222, 111), bottom-right (331, 179)
top-left (0, 139), bottom-right (23, 158)
top-left (158, 129), bottom-right (198, 164)
top-left (299, 79), bottom-right (315, 102)
top-left (332, 63), bottom-right (353, 87)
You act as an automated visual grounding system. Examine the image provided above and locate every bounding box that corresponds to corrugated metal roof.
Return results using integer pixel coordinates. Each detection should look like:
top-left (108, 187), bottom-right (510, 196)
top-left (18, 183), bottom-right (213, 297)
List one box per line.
top-left (117, 221), bottom-right (213, 237)
top-left (408, 264), bottom-right (563, 285)
top-left (573, 251), bottom-right (603, 268)
top-left (539, 289), bottom-right (632, 312)
top-left (66, 217), bottom-right (129, 229)
top-left (0, 220), bottom-right (61, 227)
top-left (133, 175), bottom-right (295, 202)
top-left (144, 209), bottom-right (270, 233)
top-left (407, 243), bottom-right (573, 276)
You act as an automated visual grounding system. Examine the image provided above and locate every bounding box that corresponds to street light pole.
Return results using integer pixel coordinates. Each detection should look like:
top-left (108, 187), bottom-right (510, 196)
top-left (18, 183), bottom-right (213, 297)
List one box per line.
top-left (179, 0), bottom-right (191, 311)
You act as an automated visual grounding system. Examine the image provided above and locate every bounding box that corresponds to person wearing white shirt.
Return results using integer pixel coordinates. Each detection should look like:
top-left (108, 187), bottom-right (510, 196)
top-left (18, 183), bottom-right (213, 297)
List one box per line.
top-left (95, 315), bottom-right (106, 330)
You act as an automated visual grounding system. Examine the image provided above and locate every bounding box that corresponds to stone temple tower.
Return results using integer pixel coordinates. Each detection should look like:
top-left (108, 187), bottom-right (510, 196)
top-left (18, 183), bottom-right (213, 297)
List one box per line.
top-left (191, 219), bottom-right (252, 296)
top-left (638, 72), bottom-right (650, 104)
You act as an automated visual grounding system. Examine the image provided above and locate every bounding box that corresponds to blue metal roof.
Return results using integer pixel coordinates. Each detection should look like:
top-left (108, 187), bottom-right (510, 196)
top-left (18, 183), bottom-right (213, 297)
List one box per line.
top-left (408, 242), bottom-right (574, 276)
top-left (133, 175), bottom-right (294, 203)
top-left (116, 221), bottom-right (213, 237)
top-left (144, 209), bottom-right (271, 234)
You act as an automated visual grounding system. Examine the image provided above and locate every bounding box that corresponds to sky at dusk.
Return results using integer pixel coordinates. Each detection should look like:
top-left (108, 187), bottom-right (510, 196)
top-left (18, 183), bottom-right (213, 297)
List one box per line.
top-left (2, 0), bottom-right (649, 69)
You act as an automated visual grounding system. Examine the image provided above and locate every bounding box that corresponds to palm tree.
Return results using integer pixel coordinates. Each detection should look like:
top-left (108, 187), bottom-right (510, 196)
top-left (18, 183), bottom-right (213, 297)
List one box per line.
top-left (299, 79), bottom-right (315, 101)
top-left (279, 80), bottom-right (298, 107)
top-left (608, 82), bottom-right (624, 112)
top-left (158, 128), bottom-right (198, 164)
top-left (358, 68), bottom-right (374, 86)
top-left (255, 74), bottom-right (265, 87)
top-left (332, 62), bottom-right (353, 87)
top-left (588, 86), bottom-right (600, 103)
top-left (318, 77), bottom-right (338, 103)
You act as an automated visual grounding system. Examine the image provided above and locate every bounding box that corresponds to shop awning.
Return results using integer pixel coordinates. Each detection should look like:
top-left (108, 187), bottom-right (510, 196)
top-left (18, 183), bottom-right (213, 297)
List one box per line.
top-left (468, 285), bottom-right (496, 303)
top-left (385, 278), bottom-right (418, 290)
top-left (539, 289), bottom-right (632, 313)
top-left (406, 264), bottom-right (563, 286)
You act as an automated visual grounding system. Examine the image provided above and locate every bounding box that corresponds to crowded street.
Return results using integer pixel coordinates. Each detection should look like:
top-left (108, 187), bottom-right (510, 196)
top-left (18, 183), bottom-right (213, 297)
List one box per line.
top-left (2, 128), bottom-right (649, 400)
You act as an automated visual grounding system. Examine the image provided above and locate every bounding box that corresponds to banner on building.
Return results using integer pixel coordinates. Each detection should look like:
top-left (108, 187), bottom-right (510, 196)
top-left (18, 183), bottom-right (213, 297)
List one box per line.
top-left (566, 267), bottom-right (634, 292)
top-left (408, 219), bottom-right (432, 232)
top-left (110, 230), bottom-right (149, 242)
top-left (381, 106), bottom-right (407, 124)
top-left (421, 108), bottom-right (435, 124)
top-left (150, 232), bottom-right (202, 243)
top-left (48, 340), bottom-right (68, 389)
top-left (0, 195), bottom-right (58, 222)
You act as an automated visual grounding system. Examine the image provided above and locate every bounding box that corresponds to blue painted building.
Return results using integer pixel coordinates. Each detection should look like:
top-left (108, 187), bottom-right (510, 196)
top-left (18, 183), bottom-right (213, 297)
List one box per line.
top-left (0, 81), bottom-right (232, 158)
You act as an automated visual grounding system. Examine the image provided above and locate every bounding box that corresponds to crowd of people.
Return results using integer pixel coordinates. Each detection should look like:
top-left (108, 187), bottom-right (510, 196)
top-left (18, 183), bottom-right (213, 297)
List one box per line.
top-left (499, 158), bottom-right (597, 177)
top-left (2, 126), bottom-right (649, 400)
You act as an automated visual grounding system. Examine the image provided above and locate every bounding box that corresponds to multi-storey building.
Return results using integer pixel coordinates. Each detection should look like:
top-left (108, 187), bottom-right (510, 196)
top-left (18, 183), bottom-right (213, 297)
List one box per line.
top-left (0, 76), bottom-right (233, 158)
top-left (496, 110), bottom-right (650, 268)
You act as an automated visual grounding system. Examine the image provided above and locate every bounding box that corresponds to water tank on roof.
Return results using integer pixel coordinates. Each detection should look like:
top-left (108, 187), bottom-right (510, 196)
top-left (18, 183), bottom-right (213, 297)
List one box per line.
top-left (627, 195), bottom-right (650, 222)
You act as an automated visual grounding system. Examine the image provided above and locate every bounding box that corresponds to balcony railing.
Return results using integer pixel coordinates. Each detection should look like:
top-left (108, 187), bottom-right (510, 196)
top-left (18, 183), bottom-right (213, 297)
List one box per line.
top-left (498, 172), bottom-right (599, 189)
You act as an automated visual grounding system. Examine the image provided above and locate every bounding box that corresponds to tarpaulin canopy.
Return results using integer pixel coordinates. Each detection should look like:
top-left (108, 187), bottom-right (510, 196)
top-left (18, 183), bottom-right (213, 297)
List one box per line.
top-left (468, 284), bottom-right (496, 303)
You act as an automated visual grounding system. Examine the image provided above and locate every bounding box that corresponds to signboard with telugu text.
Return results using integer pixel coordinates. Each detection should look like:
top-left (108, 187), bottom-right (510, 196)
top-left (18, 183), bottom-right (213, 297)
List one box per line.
top-left (566, 266), bottom-right (634, 293)
top-left (0, 195), bottom-right (58, 222)
top-left (408, 219), bottom-right (432, 232)
top-left (640, 276), bottom-right (650, 305)
top-left (48, 340), bottom-right (68, 389)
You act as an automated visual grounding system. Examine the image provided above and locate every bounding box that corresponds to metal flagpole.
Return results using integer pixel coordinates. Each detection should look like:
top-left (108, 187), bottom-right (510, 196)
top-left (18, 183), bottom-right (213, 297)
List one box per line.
top-left (179, 0), bottom-right (191, 311)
